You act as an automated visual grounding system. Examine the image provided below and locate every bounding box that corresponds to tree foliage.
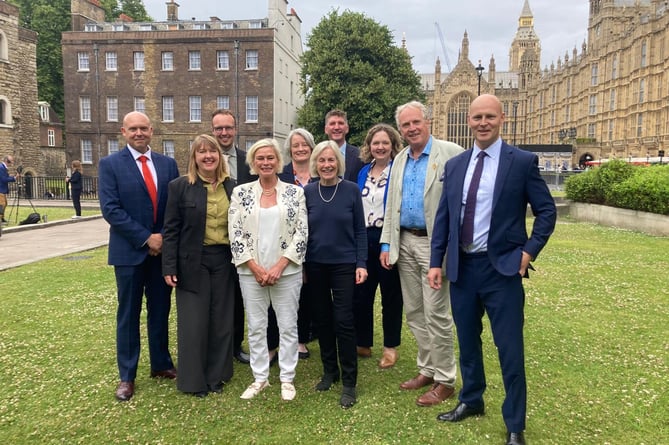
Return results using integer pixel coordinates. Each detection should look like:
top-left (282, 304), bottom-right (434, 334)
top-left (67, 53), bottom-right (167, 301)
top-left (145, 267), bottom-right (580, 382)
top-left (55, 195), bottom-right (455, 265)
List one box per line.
top-left (298, 10), bottom-right (424, 146)
top-left (118, 0), bottom-right (152, 22)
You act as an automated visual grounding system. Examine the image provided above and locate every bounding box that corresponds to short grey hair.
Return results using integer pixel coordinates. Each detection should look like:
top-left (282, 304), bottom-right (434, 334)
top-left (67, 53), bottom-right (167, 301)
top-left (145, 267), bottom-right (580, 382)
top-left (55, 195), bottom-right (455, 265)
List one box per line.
top-left (283, 128), bottom-right (316, 160)
top-left (309, 140), bottom-right (345, 178)
top-left (394, 100), bottom-right (429, 128)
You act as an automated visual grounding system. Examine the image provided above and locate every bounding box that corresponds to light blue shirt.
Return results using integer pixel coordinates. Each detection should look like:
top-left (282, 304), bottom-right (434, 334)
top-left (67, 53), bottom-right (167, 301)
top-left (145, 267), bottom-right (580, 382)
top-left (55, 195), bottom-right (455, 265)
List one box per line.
top-left (399, 136), bottom-right (432, 229)
top-left (461, 138), bottom-right (502, 253)
top-left (338, 141), bottom-right (347, 162)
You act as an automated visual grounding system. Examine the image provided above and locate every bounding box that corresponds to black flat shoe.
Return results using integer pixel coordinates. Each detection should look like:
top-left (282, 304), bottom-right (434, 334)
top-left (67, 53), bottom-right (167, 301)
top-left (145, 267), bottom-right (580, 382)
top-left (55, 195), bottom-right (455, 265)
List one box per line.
top-left (506, 432), bottom-right (526, 445)
top-left (315, 374), bottom-right (340, 391)
top-left (340, 386), bottom-right (356, 409)
top-left (436, 402), bottom-right (485, 422)
top-left (234, 349), bottom-right (250, 364)
top-left (298, 346), bottom-right (310, 360)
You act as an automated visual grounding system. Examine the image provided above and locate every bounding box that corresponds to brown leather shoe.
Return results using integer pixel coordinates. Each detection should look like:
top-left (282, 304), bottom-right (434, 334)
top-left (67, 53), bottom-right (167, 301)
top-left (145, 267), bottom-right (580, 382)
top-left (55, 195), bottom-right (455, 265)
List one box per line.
top-left (150, 367), bottom-right (177, 379)
top-left (356, 346), bottom-right (372, 358)
top-left (399, 373), bottom-right (434, 390)
top-left (115, 381), bottom-right (135, 401)
top-left (379, 347), bottom-right (398, 369)
top-left (416, 383), bottom-right (455, 407)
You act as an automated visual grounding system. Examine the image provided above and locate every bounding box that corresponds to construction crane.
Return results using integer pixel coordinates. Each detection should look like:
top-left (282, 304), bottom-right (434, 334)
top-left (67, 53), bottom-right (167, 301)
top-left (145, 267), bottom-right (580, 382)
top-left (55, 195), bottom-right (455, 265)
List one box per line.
top-left (434, 22), bottom-right (452, 72)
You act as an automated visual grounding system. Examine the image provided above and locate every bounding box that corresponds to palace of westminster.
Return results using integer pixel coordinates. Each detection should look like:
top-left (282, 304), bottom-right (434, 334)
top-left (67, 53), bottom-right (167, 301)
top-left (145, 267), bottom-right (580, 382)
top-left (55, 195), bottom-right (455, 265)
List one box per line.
top-left (1, 0), bottom-right (668, 176)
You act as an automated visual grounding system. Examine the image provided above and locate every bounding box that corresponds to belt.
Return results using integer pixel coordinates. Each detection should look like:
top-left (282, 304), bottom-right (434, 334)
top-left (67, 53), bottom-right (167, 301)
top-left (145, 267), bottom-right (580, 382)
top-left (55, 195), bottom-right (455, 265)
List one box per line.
top-left (401, 227), bottom-right (428, 237)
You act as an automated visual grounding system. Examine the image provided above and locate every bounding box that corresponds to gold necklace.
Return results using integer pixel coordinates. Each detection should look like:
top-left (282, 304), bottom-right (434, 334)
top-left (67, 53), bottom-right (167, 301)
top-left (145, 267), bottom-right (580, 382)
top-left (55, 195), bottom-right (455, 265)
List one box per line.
top-left (262, 188), bottom-right (276, 196)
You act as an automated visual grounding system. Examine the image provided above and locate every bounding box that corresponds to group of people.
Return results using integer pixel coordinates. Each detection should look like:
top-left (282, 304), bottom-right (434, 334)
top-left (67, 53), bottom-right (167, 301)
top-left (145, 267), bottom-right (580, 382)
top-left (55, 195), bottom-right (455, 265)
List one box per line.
top-left (99, 93), bottom-right (556, 445)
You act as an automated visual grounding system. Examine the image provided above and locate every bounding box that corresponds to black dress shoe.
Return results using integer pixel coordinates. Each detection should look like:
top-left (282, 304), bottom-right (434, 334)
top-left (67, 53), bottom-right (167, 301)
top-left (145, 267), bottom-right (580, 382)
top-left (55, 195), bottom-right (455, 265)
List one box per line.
top-left (234, 349), bottom-right (250, 364)
top-left (436, 402), bottom-right (485, 422)
top-left (315, 374), bottom-right (340, 391)
top-left (506, 432), bottom-right (525, 445)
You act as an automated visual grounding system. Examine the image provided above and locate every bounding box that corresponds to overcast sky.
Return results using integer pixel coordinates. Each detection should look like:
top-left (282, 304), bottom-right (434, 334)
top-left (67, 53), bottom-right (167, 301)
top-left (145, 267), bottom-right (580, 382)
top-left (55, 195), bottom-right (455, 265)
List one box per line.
top-left (143, 0), bottom-right (590, 74)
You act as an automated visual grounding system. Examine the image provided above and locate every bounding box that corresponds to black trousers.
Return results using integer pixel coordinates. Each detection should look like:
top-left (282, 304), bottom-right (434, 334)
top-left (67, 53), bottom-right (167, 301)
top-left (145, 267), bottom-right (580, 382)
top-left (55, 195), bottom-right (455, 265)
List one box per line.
top-left (71, 188), bottom-right (82, 216)
top-left (354, 227), bottom-right (403, 348)
top-left (306, 262), bottom-right (358, 387)
top-left (176, 245), bottom-right (235, 393)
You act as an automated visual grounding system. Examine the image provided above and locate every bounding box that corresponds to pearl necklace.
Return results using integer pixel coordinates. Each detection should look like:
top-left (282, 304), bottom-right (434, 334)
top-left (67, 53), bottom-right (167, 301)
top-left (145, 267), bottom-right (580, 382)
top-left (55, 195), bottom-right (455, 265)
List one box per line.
top-left (318, 179), bottom-right (340, 203)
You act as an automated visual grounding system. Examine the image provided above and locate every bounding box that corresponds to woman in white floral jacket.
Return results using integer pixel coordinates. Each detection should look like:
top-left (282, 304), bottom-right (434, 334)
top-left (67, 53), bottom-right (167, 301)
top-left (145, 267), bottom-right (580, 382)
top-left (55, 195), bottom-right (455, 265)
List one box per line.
top-left (228, 138), bottom-right (308, 401)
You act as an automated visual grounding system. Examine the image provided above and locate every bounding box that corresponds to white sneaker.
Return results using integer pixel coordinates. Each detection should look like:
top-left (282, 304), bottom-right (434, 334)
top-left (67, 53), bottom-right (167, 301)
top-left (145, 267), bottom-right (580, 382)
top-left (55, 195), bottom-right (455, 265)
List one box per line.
top-left (240, 381), bottom-right (269, 399)
top-left (281, 382), bottom-right (296, 401)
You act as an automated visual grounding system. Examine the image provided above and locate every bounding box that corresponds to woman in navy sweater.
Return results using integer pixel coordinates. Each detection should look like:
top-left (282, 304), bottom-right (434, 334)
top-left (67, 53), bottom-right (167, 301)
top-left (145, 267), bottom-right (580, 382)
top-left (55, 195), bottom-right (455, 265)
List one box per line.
top-left (304, 140), bottom-right (367, 408)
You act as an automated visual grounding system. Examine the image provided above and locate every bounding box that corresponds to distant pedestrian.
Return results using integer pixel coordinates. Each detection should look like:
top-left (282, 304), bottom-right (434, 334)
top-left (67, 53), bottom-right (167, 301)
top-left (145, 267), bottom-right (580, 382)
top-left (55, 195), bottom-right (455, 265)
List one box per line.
top-left (66, 160), bottom-right (83, 218)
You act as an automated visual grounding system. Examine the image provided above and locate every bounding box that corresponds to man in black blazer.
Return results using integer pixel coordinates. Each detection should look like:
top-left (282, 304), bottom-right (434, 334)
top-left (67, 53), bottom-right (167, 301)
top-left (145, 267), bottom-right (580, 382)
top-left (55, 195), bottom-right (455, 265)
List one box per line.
top-left (99, 111), bottom-right (180, 401)
top-left (211, 109), bottom-right (253, 364)
top-left (324, 109), bottom-right (364, 182)
top-left (427, 95), bottom-right (556, 445)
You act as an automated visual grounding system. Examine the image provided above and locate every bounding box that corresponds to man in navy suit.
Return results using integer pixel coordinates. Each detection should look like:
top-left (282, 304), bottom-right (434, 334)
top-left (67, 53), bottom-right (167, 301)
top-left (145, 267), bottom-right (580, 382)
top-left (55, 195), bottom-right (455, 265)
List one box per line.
top-left (324, 109), bottom-right (364, 182)
top-left (0, 155), bottom-right (18, 224)
top-left (99, 111), bottom-right (180, 401)
top-left (427, 94), bottom-right (556, 445)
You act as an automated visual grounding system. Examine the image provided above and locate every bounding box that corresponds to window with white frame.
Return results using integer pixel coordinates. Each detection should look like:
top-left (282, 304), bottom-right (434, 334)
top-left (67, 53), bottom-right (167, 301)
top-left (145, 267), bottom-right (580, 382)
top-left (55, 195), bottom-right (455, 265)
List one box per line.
top-left (246, 140), bottom-right (256, 150)
top-left (588, 95), bottom-right (597, 115)
top-left (108, 139), bottom-right (119, 154)
top-left (163, 140), bottom-right (175, 158)
top-left (246, 96), bottom-right (258, 122)
top-left (134, 96), bottom-right (145, 113)
top-left (133, 51), bottom-right (145, 70)
top-left (106, 96), bottom-right (118, 121)
top-left (39, 104), bottom-right (49, 121)
top-left (249, 20), bottom-right (262, 29)
top-left (106, 51), bottom-right (117, 71)
top-left (79, 96), bottom-right (91, 121)
top-left (189, 96), bottom-right (202, 122)
top-left (216, 50), bottom-right (230, 70)
top-left (78, 52), bottom-right (90, 71)
top-left (162, 96), bottom-right (174, 122)
top-left (220, 22), bottom-right (234, 30)
top-left (162, 51), bottom-right (174, 71)
top-left (246, 50), bottom-right (258, 69)
top-left (217, 96), bottom-right (230, 110)
top-left (81, 139), bottom-right (93, 163)
top-left (188, 51), bottom-right (201, 70)
top-left (47, 129), bottom-right (55, 147)
top-left (590, 63), bottom-right (598, 86)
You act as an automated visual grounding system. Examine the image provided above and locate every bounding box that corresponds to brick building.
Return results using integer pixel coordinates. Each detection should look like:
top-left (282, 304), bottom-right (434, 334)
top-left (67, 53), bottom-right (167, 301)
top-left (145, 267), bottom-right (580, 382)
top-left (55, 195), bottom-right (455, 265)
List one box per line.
top-left (424, 0), bottom-right (668, 169)
top-left (62, 0), bottom-right (304, 175)
top-left (0, 0), bottom-right (41, 176)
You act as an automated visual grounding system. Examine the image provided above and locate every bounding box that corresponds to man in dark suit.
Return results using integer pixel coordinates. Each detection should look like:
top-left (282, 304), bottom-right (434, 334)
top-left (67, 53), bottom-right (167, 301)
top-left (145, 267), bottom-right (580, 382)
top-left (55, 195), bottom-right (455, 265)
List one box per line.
top-left (0, 155), bottom-right (18, 224)
top-left (211, 109), bottom-right (272, 365)
top-left (99, 111), bottom-right (180, 401)
top-left (427, 94), bottom-right (556, 445)
top-left (324, 109), bottom-right (364, 182)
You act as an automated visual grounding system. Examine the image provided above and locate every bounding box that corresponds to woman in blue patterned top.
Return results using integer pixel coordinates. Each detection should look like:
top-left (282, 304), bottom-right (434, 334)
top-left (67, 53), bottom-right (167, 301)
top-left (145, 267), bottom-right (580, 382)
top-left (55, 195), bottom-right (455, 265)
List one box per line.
top-left (355, 124), bottom-right (405, 369)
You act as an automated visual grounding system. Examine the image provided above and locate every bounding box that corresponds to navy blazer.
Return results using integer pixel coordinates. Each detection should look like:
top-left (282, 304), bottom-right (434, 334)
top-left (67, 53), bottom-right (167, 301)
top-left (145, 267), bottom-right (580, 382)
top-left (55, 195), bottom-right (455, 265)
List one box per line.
top-left (430, 142), bottom-right (556, 282)
top-left (99, 147), bottom-right (179, 266)
top-left (234, 147), bottom-right (257, 185)
top-left (343, 143), bottom-right (364, 182)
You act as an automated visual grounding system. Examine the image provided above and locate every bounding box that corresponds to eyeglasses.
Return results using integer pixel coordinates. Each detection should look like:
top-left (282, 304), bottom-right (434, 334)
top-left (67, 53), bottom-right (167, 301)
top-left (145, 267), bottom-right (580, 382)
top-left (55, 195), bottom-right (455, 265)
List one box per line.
top-left (213, 126), bottom-right (235, 134)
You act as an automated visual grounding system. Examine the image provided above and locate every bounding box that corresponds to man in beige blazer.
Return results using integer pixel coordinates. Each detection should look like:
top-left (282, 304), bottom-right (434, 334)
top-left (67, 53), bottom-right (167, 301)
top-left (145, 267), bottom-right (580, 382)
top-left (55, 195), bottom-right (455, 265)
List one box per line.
top-left (380, 101), bottom-right (464, 407)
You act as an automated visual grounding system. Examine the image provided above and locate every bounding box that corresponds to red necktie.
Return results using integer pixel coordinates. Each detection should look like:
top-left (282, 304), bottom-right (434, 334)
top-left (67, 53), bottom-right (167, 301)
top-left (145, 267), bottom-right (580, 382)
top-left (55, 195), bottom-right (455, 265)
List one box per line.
top-left (460, 151), bottom-right (487, 248)
top-left (138, 155), bottom-right (158, 223)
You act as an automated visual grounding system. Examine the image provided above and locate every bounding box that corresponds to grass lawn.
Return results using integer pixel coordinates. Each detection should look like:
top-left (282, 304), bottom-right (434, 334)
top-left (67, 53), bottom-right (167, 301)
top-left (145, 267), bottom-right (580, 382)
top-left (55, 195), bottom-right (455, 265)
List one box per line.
top-left (2, 202), bottom-right (99, 227)
top-left (0, 218), bottom-right (667, 444)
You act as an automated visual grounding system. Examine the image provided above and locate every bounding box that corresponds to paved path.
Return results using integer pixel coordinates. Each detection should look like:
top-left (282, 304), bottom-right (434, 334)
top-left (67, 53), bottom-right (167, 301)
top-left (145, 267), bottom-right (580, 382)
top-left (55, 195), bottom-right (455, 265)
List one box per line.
top-left (0, 212), bottom-right (109, 271)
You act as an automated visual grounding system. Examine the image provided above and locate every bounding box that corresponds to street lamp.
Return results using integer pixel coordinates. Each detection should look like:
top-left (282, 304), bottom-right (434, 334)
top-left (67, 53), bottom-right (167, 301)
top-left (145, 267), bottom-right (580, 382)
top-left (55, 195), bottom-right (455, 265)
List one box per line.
top-left (475, 61), bottom-right (484, 96)
top-left (512, 101), bottom-right (519, 146)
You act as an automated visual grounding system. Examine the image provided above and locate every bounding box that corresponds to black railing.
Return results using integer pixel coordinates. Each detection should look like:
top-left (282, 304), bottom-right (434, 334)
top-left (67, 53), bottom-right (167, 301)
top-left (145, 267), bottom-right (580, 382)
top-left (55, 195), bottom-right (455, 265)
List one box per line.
top-left (6, 176), bottom-right (99, 201)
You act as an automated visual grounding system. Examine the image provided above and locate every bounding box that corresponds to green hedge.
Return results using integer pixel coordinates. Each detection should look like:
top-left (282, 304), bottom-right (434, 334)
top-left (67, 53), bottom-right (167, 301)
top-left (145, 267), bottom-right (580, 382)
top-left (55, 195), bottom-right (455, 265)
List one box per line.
top-left (565, 159), bottom-right (669, 215)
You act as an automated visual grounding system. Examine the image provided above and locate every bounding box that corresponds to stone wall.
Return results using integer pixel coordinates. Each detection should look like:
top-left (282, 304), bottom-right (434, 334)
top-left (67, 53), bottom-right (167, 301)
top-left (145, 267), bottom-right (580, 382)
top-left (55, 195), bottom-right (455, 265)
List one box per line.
top-left (568, 202), bottom-right (669, 237)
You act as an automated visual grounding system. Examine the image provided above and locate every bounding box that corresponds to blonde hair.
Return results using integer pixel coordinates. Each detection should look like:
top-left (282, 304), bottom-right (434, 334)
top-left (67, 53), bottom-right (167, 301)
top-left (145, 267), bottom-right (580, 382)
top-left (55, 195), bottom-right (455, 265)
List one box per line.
top-left (246, 138), bottom-right (284, 175)
top-left (359, 124), bottom-right (403, 164)
top-left (187, 134), bottom-right (229, 184)
top-left (310, 140), bottom-right (345, 178)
